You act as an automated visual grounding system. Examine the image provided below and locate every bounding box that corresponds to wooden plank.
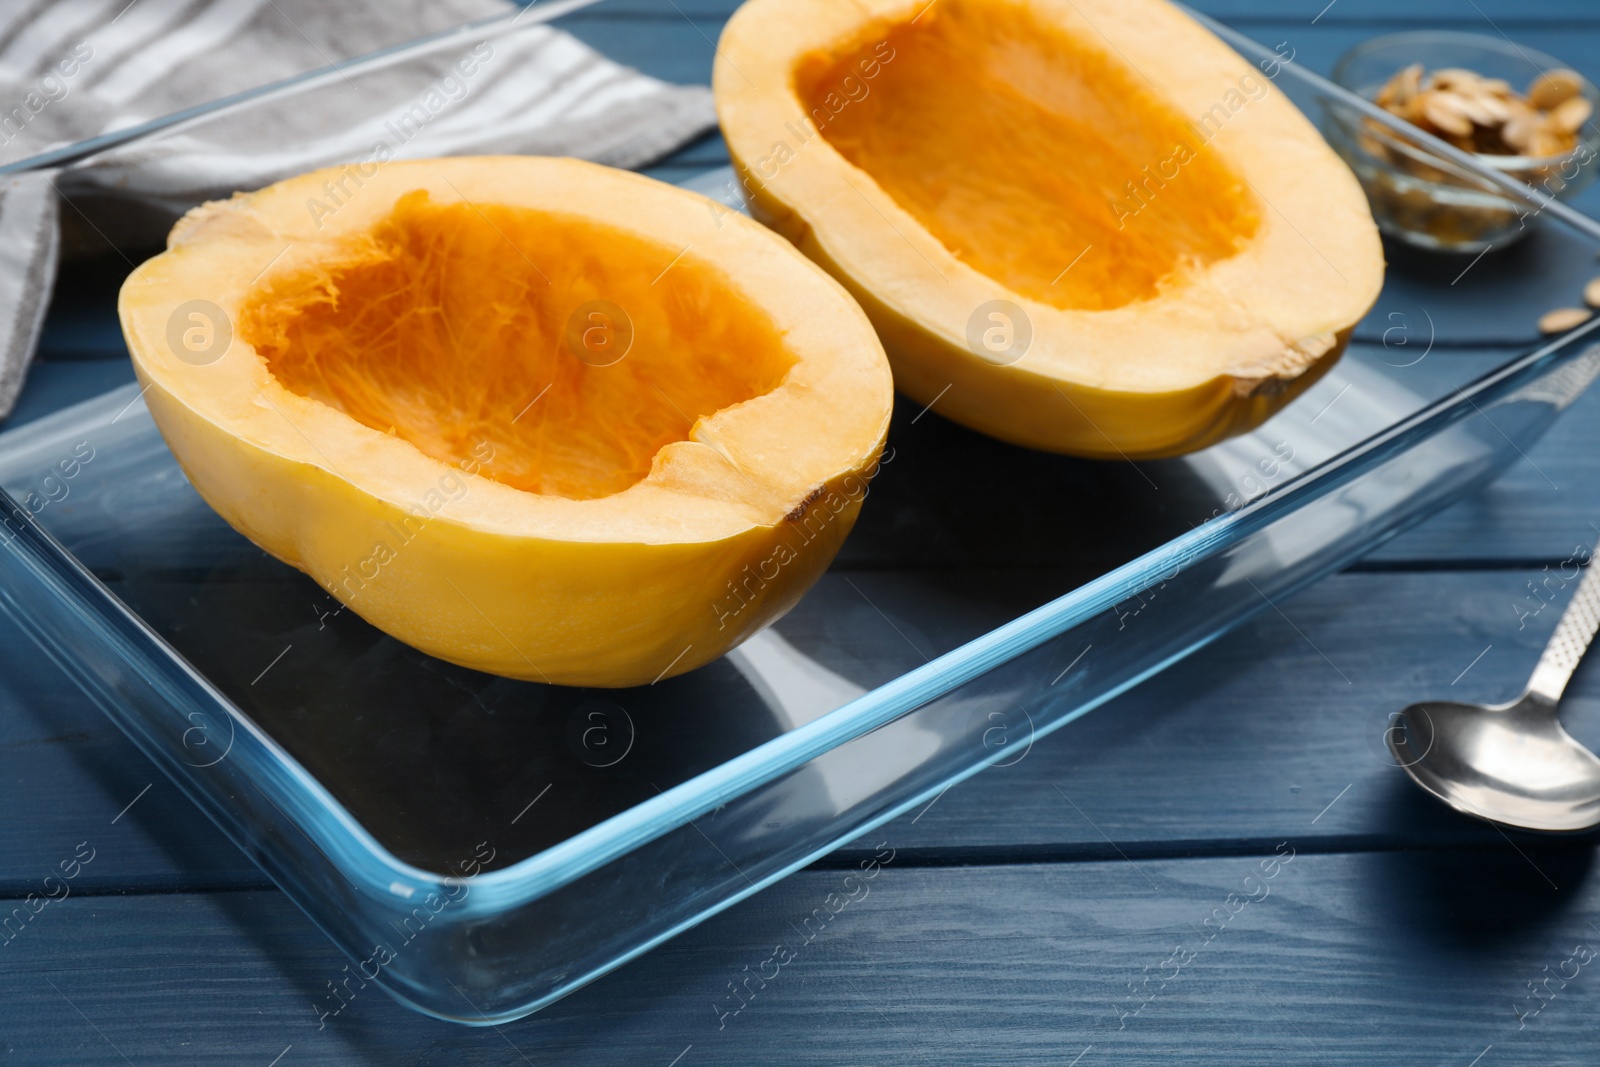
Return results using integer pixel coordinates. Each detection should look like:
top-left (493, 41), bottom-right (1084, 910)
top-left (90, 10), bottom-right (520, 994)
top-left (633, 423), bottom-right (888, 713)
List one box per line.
top-left (0, 672), bottom-right (263, 893)
top-left (1, 361), bottom-right (137, 430)
top-left (3, 566), bottom-right (1596, 893)
top-left (860, 567), bottom-right (1600, 856)
top-left (647, 129), bottom-right (725, 166)
top-left (3, 848), bottom-right (1599, 1063)
top-left (1367, 451), bottom-right (1600, 567)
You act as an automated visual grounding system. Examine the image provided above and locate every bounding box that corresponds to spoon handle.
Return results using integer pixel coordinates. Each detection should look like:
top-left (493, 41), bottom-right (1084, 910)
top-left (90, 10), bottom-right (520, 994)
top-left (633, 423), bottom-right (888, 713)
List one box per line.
top-left (1528, 562), bottom-right (1600, 704)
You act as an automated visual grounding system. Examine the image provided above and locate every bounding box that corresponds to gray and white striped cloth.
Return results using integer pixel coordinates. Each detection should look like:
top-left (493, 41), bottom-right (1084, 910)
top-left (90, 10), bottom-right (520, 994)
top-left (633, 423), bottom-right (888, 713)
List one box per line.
top-left (0, 0), bottom-right (716, 420)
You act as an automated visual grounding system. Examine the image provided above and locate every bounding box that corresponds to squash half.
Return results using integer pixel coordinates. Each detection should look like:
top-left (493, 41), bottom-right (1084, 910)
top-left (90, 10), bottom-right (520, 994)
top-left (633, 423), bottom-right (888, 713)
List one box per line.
top-left (715, 0), bottom-right (1385, 457)
top-left (120, 157), bottom-right (892, 687)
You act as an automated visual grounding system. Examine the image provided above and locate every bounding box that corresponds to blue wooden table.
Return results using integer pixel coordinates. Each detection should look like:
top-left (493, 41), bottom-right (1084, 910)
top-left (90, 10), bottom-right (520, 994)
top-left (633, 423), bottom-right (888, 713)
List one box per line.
top-left (7, 0), bottom-right (1600, 1062)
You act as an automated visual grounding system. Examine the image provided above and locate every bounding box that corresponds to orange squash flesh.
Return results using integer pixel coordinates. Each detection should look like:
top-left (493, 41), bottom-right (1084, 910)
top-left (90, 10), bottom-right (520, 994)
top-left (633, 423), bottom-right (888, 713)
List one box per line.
top-left (242, 192), bottom-right (796, 501)
top-left (796, 5), bottom-right (1262, 312)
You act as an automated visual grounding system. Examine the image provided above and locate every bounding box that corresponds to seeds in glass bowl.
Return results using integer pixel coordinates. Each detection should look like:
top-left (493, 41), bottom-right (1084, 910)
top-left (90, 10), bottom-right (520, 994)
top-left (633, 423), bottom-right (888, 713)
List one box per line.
top-left (1373, 63), bottom-right (1590, 157)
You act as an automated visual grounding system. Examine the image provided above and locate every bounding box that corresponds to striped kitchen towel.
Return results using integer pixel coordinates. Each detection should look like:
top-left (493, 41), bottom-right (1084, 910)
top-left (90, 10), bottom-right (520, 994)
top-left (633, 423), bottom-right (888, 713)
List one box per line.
top-left (0, 0), bottom-right (716, 421)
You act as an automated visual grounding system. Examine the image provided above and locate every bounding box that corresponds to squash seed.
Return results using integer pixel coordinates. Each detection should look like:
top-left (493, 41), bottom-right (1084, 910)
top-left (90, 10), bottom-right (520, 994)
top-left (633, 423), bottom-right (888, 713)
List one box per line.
top-left (1550, 95), bottom-right (1594, 134)
top-left (1538, 306), bottom-right (1593, 334)
top-left (1374, 63), bottom-right (1587, 158)
top-left (1584, 277), bottom-right (1600, 308)
top-left (1430, 68), bottom-right (1481, 91)
top-left (1452, 90), bottom-right (1504, 126)
top-left (1377, 63), bottom-right (1423, 108)
top-left (1420, 92), bottom-right (1475, 137)
top-left (1469, 91), bottom-right (1511, 124)
top-left (1528, 68), bottom-right (1585, 110)
top-left (1530, 126), bottom-right (1570, 158)
top-left (1502, 112), bottom-right (1537, 152)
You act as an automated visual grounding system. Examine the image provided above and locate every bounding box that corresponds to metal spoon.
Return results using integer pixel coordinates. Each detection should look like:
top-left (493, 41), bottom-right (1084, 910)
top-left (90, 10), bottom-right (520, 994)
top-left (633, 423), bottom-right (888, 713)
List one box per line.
top-left (1388, 563), bottom-right (1600, 832)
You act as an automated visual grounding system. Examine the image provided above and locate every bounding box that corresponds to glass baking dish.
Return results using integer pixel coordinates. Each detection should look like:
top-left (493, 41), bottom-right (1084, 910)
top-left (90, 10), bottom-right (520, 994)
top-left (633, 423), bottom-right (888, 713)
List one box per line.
top-left (2, 1), bottom-right (1599, 1025)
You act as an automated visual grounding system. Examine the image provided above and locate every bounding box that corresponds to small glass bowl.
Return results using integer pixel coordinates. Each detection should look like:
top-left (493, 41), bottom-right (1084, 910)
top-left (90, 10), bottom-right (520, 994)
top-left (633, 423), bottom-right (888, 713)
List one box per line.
top-left (1324, 31), bottom-right (1600, 254)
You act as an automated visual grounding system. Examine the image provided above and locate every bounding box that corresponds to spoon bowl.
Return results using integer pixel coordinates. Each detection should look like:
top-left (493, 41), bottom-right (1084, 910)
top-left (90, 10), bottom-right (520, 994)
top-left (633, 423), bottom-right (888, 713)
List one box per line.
top-left (1388, 562), bottom-right (1600, 831)
top-left (1389, 694), bottom-right (1600, 832)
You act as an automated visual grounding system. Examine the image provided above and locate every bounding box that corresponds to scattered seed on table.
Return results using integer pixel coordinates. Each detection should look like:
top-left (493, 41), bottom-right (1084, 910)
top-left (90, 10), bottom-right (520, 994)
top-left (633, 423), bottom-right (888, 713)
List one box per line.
top-left (1539, 306), bottom-right (1593, 334)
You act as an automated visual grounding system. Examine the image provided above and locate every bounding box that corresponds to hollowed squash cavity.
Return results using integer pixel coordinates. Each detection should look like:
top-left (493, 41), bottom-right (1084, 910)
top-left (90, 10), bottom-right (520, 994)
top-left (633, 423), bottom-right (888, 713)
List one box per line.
top-left (795, 2), bottom-right (1261, 311)
top-left (241, 192), bottom-right (796, 501)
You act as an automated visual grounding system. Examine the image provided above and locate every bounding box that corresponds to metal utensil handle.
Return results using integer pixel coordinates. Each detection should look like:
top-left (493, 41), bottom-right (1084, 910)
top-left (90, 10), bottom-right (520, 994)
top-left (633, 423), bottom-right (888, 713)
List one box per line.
top-left (1528, 563), bottom-right (1600, 704)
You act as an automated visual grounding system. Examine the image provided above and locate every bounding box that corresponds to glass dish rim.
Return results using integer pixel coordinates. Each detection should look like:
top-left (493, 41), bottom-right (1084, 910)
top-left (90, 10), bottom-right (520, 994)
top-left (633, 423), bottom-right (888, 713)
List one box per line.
top-left (6, 0), bottom-right (1600, 919)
